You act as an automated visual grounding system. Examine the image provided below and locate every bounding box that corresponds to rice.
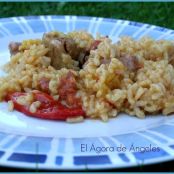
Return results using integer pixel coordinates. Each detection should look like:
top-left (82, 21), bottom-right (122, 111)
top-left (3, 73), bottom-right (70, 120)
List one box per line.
top-left (1, 30), bottom-right (174, 122)
top-left (29, 101), bottom-right (41, 113)
top-left (68, 31), bottom-right (94, 49)
top-left (8, 100), bottom-right (14, 111)
top-left (66, 116), bottom-right (84, 123)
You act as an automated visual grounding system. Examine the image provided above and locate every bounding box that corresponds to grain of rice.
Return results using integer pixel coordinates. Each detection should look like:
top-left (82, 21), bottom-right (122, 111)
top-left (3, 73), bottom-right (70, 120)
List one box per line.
top-left (53, 95), bottom-right (59, 101)
top-left (66, 116), bottom-right (84, 123)
top-left (29, 101), bottom-right (41, 113)
top-left (8, 100), bottom-right (14, 111)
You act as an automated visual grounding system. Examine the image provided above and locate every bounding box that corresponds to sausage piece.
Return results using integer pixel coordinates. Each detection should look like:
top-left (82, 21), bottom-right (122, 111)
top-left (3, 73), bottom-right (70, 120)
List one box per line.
top-left (118, 55), bottom-right (143, 71)
top-left (8, 42), bottom-right (21, 55)
top-left (43, 32), bottom-right (88, 69)
top-left (42, 32), bottom-right (103, 69)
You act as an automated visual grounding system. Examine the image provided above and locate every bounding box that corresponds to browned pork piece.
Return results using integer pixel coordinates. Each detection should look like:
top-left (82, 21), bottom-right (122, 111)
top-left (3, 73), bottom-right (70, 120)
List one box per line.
top-left (8, 42), bottom-right (21, 55)
top-left (118, 54), bottom-right (143, 71)
top-left (168, 47), bottom-right (174, 66)
top-left (42, 32), bottom-right (90, 69)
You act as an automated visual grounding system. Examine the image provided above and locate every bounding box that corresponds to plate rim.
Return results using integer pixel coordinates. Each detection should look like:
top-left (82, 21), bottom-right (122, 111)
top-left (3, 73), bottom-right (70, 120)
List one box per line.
top-left (0, 15), bottom-right (174, 170)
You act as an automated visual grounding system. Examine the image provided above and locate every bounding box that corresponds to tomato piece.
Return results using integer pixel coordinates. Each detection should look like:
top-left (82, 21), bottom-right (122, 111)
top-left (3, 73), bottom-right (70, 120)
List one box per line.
top-left (33, 91), bottom-right (57, 108)
top-left (58, 72), bottom-right (82, 107)
top-left (31, 105), bottom-right (85, 120)
top-left (6, 91), bottom-right (85, 121)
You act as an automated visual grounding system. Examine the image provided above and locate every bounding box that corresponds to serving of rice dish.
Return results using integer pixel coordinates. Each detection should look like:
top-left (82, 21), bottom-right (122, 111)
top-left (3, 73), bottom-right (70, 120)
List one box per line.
top-left (1, 30), bottom-right (174, 122)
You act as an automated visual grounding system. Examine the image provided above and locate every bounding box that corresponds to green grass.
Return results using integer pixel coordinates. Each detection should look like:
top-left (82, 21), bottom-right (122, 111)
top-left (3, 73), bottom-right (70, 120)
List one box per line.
top-left (0, 2), bottom-right (174, 29)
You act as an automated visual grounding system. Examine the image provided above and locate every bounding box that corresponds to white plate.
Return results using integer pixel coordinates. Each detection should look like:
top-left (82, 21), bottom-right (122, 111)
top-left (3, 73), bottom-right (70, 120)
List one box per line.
top-left (0, 15), bottom-right (174, 170)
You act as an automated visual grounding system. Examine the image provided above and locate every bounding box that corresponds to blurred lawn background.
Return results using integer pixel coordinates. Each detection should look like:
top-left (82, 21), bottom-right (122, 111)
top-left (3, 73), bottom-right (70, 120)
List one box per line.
top-left (0, 2), bottom-right (174, 29)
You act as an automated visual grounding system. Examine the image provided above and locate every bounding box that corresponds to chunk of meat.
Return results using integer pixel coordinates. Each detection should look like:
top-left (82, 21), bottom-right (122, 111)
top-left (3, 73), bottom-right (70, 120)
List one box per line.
top-left (78, 51), bottom-right (90, 68)
top-left (61, 38), bottom-right (80, 59)
top-left (8, 42), bottom-right (21, 55)
top-left (118, 55), bottom-right (143, 71)
top-left (78, 40), bottom-right (102, 68)
top-left (43, 33), bottom-right (83, 69)
top-left (42, 32), bottom-right (100, 69)
top-left (101, 57), bottom-right (111, 64)
top-left (43, 33), bottom-right (65, 69)
top-left (168, 45), bottom-right (174, 66)
top-left (47, 39), bottom-right (66, 69)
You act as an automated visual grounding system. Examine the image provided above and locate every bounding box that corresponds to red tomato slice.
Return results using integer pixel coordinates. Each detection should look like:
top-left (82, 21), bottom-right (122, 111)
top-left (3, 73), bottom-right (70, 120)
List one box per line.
top-left (6, 92), bottom-right (85, 121)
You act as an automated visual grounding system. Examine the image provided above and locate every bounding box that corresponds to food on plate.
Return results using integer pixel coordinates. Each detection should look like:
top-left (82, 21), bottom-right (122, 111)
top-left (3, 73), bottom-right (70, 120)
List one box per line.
top-left (1, 30), bottom-right (174, 122)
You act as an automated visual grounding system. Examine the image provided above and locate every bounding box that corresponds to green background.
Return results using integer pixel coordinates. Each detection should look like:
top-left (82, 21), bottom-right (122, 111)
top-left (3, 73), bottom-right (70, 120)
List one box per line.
top-left (0, 2), bottom-right (174, 29)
